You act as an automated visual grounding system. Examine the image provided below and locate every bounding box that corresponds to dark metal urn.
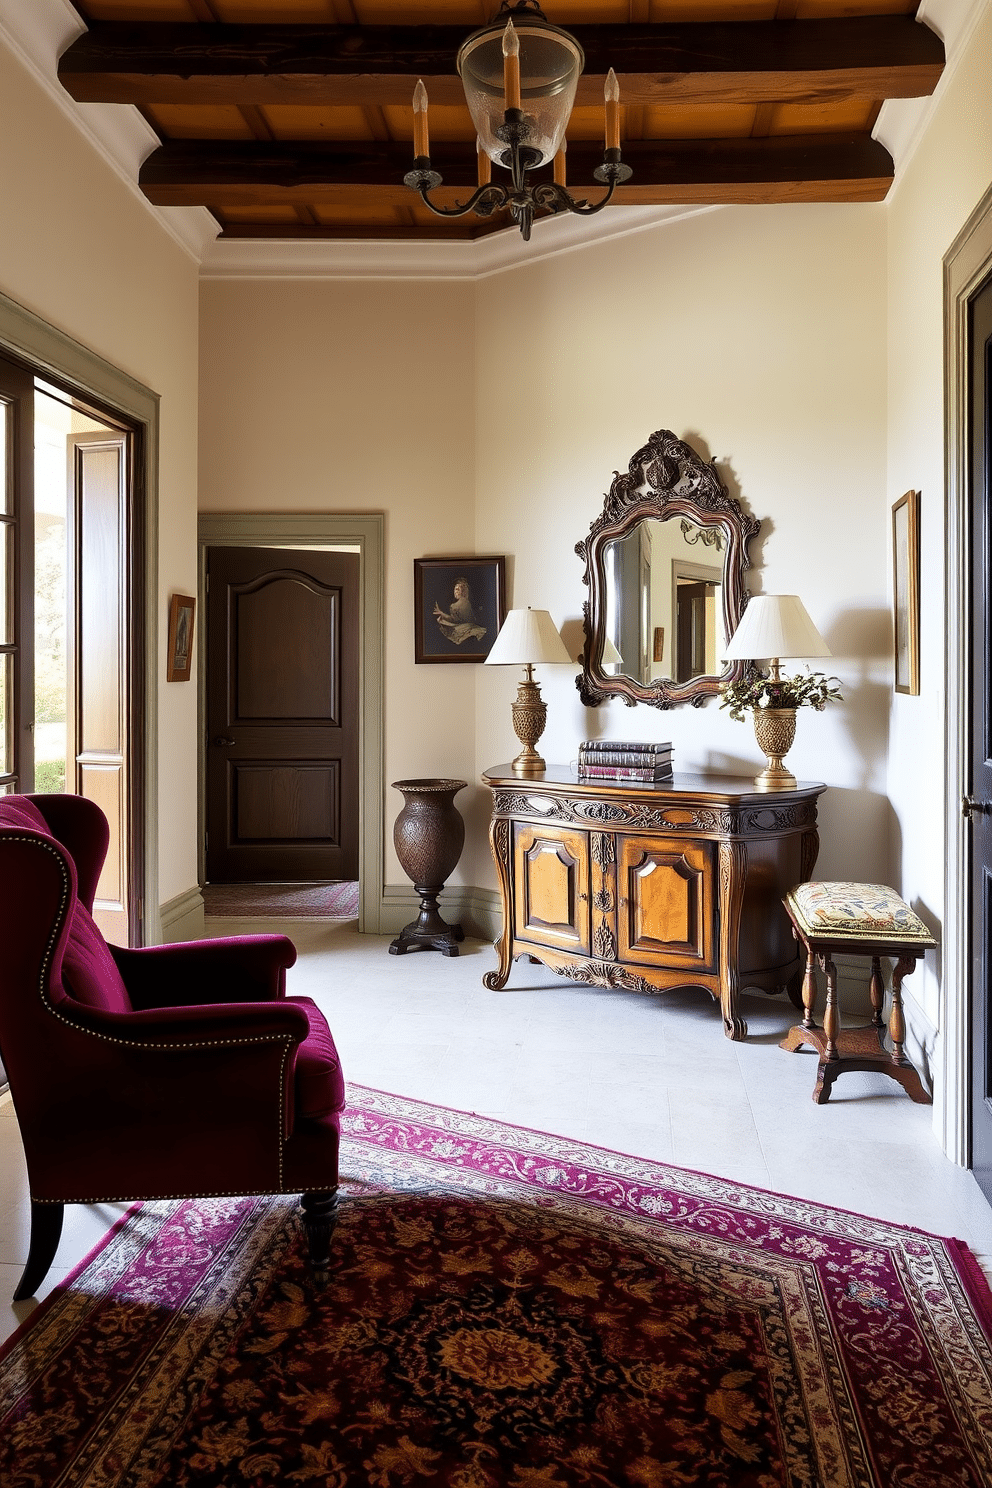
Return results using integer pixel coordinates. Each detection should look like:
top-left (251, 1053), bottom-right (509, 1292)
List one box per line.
top-left (389, 778), bottom-right (468, 957)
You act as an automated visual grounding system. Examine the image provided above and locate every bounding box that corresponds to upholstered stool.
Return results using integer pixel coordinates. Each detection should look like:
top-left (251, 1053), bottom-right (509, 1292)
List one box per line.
top-left (779, 882), bottom-right (936, 1104)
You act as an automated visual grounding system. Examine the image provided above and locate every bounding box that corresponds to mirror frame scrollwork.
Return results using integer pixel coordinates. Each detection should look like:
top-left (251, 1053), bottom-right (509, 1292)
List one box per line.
top-left (576, 429), bottom-right (760, 710)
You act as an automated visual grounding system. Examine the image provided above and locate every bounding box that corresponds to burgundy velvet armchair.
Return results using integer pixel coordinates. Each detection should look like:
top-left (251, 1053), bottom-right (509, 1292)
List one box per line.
top-left (0, 793), bottom-right (344, 1300)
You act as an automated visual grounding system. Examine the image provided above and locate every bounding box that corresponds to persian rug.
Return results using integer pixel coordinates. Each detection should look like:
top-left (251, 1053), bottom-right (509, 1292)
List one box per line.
top-left (202, 881), bottom-right (359, 919)
top-left (3, 1088), bottom-right (992, 1488)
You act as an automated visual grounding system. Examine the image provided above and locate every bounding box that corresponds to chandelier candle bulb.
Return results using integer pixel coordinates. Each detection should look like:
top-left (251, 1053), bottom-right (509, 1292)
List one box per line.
top-left (502, 21), bottom-right (522, 112)
top-left (604, 68), bottom-right (620, 150)
top-left (412, 79), bottom-right (429, 158)
top-left (477, 139), bottom-right (491, 186)
top-left (554, 141), bottom-right (567, 187)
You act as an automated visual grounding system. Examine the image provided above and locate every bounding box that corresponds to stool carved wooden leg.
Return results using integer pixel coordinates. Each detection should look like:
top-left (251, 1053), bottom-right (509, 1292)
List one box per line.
top-left (869, 955), bottom-right (886, 1030)
top-left (810, 953), bottom-right (843, 1104)
top-left (885, 955), bottom-right (932, 1104)
top-left (779, 930), bottom-right (819, 1054)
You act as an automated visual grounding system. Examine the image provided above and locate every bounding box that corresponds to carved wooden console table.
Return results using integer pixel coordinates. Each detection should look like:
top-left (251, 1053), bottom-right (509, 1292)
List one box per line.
top-left (482, 765), bottom-right (825, 1040)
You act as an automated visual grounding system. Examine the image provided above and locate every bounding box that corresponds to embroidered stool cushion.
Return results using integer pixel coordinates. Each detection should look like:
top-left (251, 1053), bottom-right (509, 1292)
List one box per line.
top-left (785, 881), bottom-right (935, 945)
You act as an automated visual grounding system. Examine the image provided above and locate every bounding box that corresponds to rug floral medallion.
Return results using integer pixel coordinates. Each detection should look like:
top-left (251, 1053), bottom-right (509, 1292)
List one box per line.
top-left (2, 1087), bottom-right (992, 1487)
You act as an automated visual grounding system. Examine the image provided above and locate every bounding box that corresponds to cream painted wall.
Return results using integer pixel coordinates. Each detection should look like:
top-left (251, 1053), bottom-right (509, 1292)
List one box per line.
top-left (197, 279), bottom-right (477, 886)
top-left (0, 38), bottom-right (200, 907)
top-left (474, 204), bottom-right (891, 890)
top-left (886, 4), bottom-right (992, 1041)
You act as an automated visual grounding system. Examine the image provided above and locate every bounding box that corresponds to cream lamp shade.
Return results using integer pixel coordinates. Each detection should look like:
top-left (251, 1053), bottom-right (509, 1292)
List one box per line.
top-left (484, 608), bottom-right (571, 776)
top-left (723, 594), bottom-right (831, 794)
top-left (484, 608), bottom-right (573, 667)
top-left (723, 595), bottom-right (831, 664)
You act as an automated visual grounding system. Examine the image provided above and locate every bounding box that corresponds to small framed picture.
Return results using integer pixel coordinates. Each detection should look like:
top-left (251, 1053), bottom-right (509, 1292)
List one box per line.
top-left (414, 557), bottom-right (506, 664)
top-left (166, 593), bottom-right (196, 682)
top-left (892, 490), bottom-right (920, 695)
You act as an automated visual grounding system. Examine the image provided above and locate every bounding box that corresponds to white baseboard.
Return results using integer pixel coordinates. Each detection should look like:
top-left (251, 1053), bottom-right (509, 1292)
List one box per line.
top-left (379, 885), bottom-right (501, 942)
top-left (159, 885), bottom-right (205, 943)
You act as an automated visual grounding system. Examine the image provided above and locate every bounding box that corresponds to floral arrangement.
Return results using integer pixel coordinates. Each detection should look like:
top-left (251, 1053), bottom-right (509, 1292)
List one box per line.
top-left (719, 668), bottom-right (843, 723)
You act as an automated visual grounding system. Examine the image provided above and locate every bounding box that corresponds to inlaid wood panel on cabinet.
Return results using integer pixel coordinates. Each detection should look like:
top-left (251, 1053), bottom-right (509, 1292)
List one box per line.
top-left (617, 836), bottom-right (715, 971)
top-left (513, 823), bottom-right (591, 956)
top-left (483, 766), bottom-right (825, 1041)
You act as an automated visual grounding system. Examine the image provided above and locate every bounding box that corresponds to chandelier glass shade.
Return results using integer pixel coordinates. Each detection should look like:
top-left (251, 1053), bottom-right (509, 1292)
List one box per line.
top-left (404, 0), bottom-right (632, 242)
top-left (457, 13), bottom-right (583, 169)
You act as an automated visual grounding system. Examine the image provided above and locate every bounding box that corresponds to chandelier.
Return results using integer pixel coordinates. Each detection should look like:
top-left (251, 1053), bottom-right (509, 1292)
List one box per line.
top-left (403, 0), bottom-right (632, 242)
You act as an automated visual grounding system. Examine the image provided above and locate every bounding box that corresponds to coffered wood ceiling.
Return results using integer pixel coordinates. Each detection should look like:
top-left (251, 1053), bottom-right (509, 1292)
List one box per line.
top-left (60, 1), bottom-right (945, 242)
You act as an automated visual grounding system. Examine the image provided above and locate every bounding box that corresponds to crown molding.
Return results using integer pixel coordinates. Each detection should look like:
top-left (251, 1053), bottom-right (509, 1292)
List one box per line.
top-left (873, 0), bottom-right (989, 177)
top-left (199, 204), bottom-right (720, 281)
top-left (0, 0), bottom-right (218, 264)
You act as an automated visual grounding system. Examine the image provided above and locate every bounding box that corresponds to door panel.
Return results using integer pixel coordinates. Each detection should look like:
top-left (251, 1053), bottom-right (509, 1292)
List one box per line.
top-left (617, 835), bottom-right (714, 968)
top-left (0, 355), bottom-right (34, 795)
top-left (69, 434), bottom-right (130, 945)
top-left (513, 823), bottom-right (591, 953)
top-left (206, 547), bottom-right (360, 881)
top-left (969, 272), bottom-right (992, 1200)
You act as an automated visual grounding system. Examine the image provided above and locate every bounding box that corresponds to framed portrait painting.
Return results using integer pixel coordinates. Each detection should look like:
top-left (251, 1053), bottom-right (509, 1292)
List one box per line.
top-left (892, 490), bottom-right (920, 695)
top-left (414, 557), bottom-right (506, 664)
top-left (167, 593), bottom-right (196, 682)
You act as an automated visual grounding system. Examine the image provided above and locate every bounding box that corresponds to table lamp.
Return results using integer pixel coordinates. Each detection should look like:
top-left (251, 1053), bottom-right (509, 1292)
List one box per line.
top-left (485, 608), bottom-right (573, 775)
top-left (723, 594), bottom-right (831, 790)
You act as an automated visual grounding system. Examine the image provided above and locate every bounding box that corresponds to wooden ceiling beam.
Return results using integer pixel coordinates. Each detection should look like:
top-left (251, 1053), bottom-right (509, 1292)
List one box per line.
top-left (60, 17), bottom-right (943, 109)
top-left (139, 134), bottom-right (893, 206)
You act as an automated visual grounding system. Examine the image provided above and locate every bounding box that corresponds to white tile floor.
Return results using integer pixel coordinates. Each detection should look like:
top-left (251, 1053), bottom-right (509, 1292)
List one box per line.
top-left (4, 918), bottom-right (992, 1346)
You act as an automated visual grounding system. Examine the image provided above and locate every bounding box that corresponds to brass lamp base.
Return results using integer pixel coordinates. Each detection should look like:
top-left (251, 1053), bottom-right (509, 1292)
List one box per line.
top-left (510, 677), bottom-right (548, 776)
top-left (752, 707), bottom-right (798, 792)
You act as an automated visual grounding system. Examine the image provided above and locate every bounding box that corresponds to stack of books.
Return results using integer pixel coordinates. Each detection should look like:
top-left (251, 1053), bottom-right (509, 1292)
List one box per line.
top-left (577, 740), bottom-right (674, 782)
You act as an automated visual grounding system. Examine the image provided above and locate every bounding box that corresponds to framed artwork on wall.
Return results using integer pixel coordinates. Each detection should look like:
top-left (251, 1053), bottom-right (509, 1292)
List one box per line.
top-left (166, 593), bottom-right (195, 682)
top-left (892, 490), bottom-right (920, 695)
top-left (414, 557), bottom-right (506, 664)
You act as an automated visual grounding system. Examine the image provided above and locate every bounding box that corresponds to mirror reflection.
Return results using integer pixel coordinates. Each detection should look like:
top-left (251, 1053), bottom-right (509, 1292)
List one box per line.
top-left (602, 518), bottom-right (728, 686)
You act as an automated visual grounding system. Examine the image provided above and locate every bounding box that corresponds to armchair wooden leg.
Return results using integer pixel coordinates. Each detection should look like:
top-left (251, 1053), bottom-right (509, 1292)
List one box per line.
top-left (300, 1190), bottom-right (339, 1284)
top-left (13, 1202), bottom-right (64, 1301)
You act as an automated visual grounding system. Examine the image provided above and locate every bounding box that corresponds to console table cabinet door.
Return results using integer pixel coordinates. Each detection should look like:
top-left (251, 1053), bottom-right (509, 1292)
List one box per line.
top-left (617, 836), bottom-right (715, 970)
top-left (513, 823), bottom-right (591, 955)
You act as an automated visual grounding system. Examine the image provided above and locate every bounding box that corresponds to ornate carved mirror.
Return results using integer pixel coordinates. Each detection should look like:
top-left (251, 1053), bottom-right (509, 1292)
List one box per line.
top-left (576, 429), bottom-right (760, 709)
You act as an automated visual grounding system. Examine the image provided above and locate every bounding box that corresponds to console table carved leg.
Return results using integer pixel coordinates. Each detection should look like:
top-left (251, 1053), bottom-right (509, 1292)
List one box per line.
top-left (718, 840), bottom-right (748, 1041)
top-left (483, 816), bottom-right (513, 991)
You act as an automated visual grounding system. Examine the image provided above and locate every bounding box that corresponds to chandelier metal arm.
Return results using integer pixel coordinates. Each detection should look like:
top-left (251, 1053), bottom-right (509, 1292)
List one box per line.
top-left (403, 163), bottom-right (512, 219)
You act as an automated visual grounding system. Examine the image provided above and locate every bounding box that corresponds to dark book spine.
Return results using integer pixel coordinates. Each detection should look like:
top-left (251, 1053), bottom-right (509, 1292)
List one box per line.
top-left (580, 740), bottom-right (672, 757)
top-left (578, 764), bottom-right (674, 781)
top-left (578, 749), bottom-right (673, 768)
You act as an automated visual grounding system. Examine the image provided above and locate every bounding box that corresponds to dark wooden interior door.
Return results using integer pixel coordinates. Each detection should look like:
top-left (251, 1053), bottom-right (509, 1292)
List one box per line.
top-left (969, 271), bottom-right (992, 1202)
top-left (206, 547), bottom-right (359, 882)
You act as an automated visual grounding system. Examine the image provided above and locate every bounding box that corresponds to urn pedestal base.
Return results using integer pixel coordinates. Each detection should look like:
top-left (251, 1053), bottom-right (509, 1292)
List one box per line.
top-left (388, 778), bottom-right (467, 958)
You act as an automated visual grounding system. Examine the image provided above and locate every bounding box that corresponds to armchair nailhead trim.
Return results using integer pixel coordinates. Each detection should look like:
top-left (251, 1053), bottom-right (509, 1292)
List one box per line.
top-left (10, 833), bottom-right (292, 1191)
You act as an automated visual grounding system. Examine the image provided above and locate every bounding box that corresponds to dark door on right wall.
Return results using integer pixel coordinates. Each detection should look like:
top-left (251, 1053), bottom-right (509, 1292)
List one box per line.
top-left (969, 272), bottom-right (992, 1203)
top-left (206, 546), bottom-right (360, 882)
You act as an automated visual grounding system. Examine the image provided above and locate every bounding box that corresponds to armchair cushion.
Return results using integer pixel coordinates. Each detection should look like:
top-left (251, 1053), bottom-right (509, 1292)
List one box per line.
top-left (62, 903), bottom-right (132, 1013)
top-left (290, 996), bottom-right (345, 1119)
top-left (0, 797), bottom-right (48, 833)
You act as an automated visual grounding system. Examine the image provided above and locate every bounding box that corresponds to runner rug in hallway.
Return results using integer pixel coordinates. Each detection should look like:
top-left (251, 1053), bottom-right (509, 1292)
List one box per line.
top-left (2, 1087), bottom-right (991, 1487)
top-left (202, 881), bottom-right (359, 918)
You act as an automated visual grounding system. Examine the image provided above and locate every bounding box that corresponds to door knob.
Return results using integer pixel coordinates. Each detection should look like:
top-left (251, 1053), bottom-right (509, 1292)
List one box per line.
top-left (962, 796), bottom-right (991, 818)
top-left (214, 736), bottom-right (236, 747)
